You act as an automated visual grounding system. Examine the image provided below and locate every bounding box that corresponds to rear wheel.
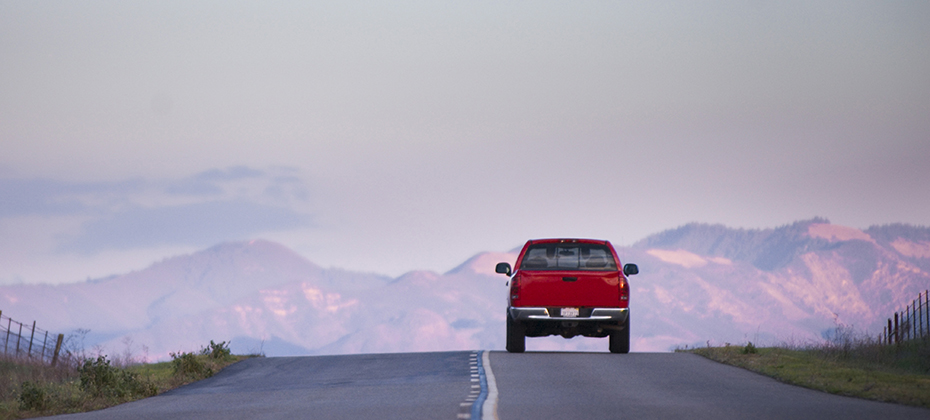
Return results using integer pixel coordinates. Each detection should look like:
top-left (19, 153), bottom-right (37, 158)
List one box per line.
top-left (609, 317), bottom-right (630, 354)
top-left (506, 311), bottom-right (525, 353)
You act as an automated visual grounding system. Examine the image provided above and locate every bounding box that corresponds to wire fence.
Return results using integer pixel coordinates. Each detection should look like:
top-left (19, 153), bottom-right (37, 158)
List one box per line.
top-left (880, 290), bottom-right (929, 345)
top-left (0, 310), bottom-right (64, 365)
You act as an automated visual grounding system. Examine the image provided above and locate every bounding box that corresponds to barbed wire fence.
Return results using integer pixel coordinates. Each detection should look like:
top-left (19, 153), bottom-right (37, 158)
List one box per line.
top-left (0, 310), bottom-right (64, 366)
top-left (880, 290), bottom-right (929, 345)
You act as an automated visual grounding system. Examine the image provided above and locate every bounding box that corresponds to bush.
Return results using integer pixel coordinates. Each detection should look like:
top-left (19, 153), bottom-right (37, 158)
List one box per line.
top-left (2, 339), bottom-right (246, 419)
top-left (170, 351), bottom-right (213, 381)
top-left (742, 341), bottom-right (757, 354)
top-left (202, 340), bottom-right (232, 360)
top-left (78, 356), bottom-right (156, 399)
top-left (3, 339), bottom-right (246, 419)
top-left (18, 381), bottom-right (51, 411)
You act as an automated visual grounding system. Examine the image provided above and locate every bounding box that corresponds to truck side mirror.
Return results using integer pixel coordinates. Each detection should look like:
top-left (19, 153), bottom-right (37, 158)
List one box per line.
top-left (623, 263), bottom-right (639, 276)
top-left (495, 262), bottom-right (512, 276)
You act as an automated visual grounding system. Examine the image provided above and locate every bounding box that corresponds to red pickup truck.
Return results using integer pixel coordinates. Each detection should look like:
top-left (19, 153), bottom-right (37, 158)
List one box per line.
top-left (495, 238), bottom-right (639, 353)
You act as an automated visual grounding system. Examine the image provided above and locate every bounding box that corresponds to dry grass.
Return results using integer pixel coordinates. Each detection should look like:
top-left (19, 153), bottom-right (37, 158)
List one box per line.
top-left (0, 340), bottom-right (251, 419)
top-left (687, 339), bottom-right (930, 408)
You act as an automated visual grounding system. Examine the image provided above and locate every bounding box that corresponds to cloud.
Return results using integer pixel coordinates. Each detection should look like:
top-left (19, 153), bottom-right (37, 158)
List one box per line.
top-left (0, 178), bottom-right (86, 217)
top-left (0, 178), bottom-right (145, 217)
top-left (264, 175), bottom-right (311, 202)
top-left (166, 166), bottom-right (265, 197)
top-left (194, 166), bottom-right (265, 182)
top-left (165, 179), bottom-right (225, 197)
top-left (0, 166), bottom-right (314, 254)
top-left (60, 200), bottom-right (310, 253)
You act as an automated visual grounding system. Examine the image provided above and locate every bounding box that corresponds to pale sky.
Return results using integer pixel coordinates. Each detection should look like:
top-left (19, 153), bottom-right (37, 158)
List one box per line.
top-left (2, 1), bottom-right (929, 283)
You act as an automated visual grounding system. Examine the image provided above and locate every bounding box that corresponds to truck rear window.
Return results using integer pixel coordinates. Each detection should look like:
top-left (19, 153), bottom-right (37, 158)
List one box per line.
top-left (519, 244), bottom-right (618, 271)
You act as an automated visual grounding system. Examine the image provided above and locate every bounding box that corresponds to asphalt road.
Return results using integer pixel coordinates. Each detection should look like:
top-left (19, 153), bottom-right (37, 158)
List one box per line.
top-left (46, 352), bottom-right (475, 420)
top-left (491, 352), bottom-right (930, 420)
top-left (45, 351), bottom-right (930, 420)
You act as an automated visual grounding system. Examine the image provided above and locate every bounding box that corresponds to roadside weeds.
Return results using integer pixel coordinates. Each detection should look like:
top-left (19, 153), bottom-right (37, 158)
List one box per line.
top-left (686, 341), bottom-right (930, 409)
top-left (0, 340), bottom-right (256, 419)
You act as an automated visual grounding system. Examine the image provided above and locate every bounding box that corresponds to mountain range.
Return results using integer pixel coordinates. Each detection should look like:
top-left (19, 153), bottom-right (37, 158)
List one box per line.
top-left (1, 218), bottom-right (928, 359)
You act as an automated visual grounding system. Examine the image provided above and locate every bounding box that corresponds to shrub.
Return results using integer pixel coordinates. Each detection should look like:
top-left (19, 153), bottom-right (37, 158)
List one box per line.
top-left (171, 351), bottom-right (212, 381)
top-left (78, 355), bottom-right (156, 399)
top-left (4, 339), bottom-right (244, 418)
top-left (742, 341), bottom-right (757, 354)
top-left (18, 381), bottom-right (51, 411)
top-left (202, 340), bottom-right (232, 360)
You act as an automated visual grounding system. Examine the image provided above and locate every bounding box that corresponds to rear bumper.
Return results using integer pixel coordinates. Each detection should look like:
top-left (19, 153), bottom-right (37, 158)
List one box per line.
top-left (509, 307), bottom-right (629, 323)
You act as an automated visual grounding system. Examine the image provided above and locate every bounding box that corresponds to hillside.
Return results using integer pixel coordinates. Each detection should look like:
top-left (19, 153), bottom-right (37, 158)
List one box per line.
top-left (0, 219), bottom-right (927, 358)
top-left (633, 219), bottom-right (930, 339)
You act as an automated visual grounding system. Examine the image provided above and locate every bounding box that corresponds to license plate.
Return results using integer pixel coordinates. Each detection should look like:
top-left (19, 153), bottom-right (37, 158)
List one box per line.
top-left (560, 307), bottom-right (580, 317)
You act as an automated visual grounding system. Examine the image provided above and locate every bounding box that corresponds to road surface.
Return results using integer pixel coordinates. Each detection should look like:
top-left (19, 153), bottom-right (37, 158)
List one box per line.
top-left (45, 351), bottom-right (930, 419)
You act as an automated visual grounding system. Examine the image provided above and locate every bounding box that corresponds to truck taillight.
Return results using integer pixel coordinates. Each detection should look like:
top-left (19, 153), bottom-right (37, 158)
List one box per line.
top-left (510, 275), bottom-right (521, 301)
top-left (619, 277), bottom-right (629, 301)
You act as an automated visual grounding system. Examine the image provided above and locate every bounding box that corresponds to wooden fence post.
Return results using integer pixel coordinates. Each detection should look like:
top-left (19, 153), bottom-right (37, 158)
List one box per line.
top-left (27, 321), bottom-right (35, 357)
top-left (925, 290), bottom-right (929, 340)
top-left (4, 317), bottom-right (9, 355)
top-left (919, 292), bottom-right (924, 340)
top-left (903, 305), bottom-right (907, 342)
top-left (895, 313), bottom-right (900, 345)
top-left (904, 306), bottom-right (908, 341)
top-left (15, 321), bottom-right (22, 355)
top-left (887, 319), bottom-right (893, 345)
top-left (912, 301), bottom-right (917, 340)
top-left (41, 331), bottom-right (48, 362)
top-left (918, 295), bottom-right (923, 340)
top-left (913, 302), bottom-right (918, 340)
top-left (51, 334), bottom-right (64, 367)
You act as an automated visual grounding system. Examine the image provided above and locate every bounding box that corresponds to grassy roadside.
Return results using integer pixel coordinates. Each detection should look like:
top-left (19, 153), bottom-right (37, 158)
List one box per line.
top-left (686, 341), bottom-right (930, 408)
top-left (0, 341), bottom-right (254, 419)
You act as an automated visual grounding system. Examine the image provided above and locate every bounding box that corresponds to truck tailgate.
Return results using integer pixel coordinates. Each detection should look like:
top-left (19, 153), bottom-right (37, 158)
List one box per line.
top-left (515, 270), bottom-right (621, 308)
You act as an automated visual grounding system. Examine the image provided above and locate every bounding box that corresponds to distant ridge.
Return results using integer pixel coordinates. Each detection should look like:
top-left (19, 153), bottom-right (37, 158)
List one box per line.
top-left (1, 219), bottom-right (928, 358)
top-left (865, 223), bottom-right (930, 241)
top-left (633, 217), bottom-right (836, 270)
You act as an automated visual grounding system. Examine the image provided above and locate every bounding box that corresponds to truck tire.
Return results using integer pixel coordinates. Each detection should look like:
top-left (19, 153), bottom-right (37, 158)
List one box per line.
top-left (506, 312), bottom-right (525, 353)
top-left (609, 317), bottom-right (630, 354)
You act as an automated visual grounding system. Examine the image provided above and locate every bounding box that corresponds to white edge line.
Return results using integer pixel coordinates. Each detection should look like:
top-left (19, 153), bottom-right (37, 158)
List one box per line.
top-left (481, 351), bottom-right (499, 420)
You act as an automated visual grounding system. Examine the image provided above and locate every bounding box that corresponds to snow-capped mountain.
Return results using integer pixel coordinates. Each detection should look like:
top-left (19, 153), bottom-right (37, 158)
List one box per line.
top-left (1, 219), bottom-right (927, 359)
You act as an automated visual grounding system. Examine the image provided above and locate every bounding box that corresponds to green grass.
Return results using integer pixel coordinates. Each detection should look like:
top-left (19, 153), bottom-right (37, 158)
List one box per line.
top-left (0, 340), bottom-right (254, 419)
top-left (687, 340), bottom-right (930, 408)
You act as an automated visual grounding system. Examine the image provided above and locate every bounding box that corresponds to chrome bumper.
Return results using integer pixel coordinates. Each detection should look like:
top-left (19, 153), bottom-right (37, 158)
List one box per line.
top-left (509, 307), bottom-right (629, 322)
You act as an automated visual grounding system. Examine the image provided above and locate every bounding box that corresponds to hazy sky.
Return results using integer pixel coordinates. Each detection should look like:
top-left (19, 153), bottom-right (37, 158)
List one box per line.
top-left (2, 1), bottom-right (929, 283)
